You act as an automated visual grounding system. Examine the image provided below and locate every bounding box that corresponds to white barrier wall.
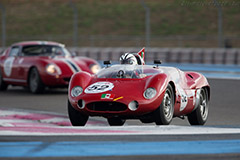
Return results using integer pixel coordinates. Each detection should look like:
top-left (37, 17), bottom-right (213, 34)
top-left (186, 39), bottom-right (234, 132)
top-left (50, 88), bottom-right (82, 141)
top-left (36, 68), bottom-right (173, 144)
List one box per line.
top-left (1, 47), bottom-right (240, 65)
top-left (70, 47), bottom-right (240, 65)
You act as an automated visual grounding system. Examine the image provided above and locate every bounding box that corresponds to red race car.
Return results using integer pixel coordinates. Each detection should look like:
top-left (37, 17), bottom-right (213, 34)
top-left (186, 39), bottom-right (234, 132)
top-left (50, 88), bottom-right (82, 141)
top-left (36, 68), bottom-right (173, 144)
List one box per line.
top-left (0, 41), bottom-right (100, 93)
top-left (68, 50), bottom-right (210, 126)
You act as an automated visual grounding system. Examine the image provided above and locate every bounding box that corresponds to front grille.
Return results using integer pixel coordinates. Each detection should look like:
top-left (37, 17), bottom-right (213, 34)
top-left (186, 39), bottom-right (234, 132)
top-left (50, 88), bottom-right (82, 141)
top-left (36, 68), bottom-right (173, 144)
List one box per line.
top-left (86, 102), bottom-right (127, 112)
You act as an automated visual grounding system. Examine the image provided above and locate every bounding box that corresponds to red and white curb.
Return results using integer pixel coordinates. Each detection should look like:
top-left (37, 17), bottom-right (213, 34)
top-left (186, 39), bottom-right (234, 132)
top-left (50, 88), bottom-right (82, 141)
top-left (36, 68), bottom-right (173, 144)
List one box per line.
top-left (1, 108), bottom-right (240, 136)
top-left (0, 109), bottom-right (107, 127)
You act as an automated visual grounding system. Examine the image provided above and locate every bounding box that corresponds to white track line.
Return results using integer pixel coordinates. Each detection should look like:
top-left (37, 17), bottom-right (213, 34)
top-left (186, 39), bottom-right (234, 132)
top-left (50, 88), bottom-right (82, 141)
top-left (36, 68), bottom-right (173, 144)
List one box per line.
top-left (1, 125), bottom-right (240, 136)
top-left (0, 108), bottom-right (240, 136)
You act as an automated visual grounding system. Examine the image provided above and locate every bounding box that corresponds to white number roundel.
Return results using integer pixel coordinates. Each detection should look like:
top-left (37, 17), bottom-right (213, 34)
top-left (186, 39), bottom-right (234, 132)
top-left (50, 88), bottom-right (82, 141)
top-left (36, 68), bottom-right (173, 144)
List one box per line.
top-left (84, 82), bottom-right (114, 94)
top-left (3, 57), bottom-right (15, 77)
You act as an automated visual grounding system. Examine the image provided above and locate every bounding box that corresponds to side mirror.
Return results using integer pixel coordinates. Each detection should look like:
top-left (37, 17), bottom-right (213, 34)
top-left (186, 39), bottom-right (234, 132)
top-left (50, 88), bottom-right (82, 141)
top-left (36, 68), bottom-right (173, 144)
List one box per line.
top-left (154, 60), bottom-right (162, 64)
top-left (154, 60), bottom-right (162, 68)
top-left (71, 52), bottom-right (77, 57)
top-left (103, 60), bottom-right (111, 67)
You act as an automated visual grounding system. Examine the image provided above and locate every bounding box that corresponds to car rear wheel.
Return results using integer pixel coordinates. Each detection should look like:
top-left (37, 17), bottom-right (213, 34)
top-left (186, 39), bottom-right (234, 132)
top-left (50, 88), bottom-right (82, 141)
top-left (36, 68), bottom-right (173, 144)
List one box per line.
top-left (187, 88), bottom-right (209, 125)
top-left (107, 117), bottom-right (125, 126)
top-left (0, 70), bottom-right (8, 91)
top-left (68, 100), bottom-right (89, 126)
top-left (155, 84), bottom-right (174, 125)
top-left (29, 68), bottom-right (45, 93)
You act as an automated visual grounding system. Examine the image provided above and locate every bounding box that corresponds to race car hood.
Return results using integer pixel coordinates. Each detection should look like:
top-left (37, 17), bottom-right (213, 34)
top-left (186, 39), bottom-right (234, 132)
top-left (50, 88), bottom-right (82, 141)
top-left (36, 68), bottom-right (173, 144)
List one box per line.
top-left (52, 57), bottom-right (100, 74)
top-left (69, 69), bottom-right (169, 106)
top-left (32, 56), bottom-right (99, 75)
top-left (52, 57), bottom-right (87, 74)
top-left (84, 79), bottom-right (147, 101)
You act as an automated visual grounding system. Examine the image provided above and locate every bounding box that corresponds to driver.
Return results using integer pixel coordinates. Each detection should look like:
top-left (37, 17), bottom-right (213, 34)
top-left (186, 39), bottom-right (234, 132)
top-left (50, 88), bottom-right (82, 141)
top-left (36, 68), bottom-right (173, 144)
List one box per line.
top-left (119, 53), bottom-right (147, 78)
top-left (119, 53), bottom-right (138, 65)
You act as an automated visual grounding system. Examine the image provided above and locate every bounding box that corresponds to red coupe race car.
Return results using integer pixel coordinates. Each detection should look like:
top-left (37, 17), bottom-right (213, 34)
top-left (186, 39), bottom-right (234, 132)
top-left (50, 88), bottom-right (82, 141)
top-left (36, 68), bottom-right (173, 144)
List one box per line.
top-left (68, 50), bottom-right (210, 126)
top-left (0, 41), bottom-right (100, 93)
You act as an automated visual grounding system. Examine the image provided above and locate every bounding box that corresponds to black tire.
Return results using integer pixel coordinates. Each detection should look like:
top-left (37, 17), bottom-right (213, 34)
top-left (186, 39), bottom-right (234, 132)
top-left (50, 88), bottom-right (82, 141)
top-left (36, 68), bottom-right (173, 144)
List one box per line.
top-left (0, 70), bottom-right (8, 91)
top-left (155, 84), bottom-right (174, 125)
top-left (140, 118), bottom-right (154, 123)
top-left (107, 117), bottom-right (125, 126)
top-left (28, 68), bottom-right (45, 93)
top-left (68, 100), bottom-right (88, 126)
top-left (187, 88), bottom-right (209, 125)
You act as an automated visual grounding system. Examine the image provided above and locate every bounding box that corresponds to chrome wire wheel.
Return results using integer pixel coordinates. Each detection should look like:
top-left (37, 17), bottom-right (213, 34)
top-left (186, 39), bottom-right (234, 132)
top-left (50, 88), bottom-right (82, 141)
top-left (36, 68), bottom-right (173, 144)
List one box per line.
top-left (199, 89), bottom-right (208, 121)
top-left (155, 84), bottom-right (174, 125)
top-left (187, 88), bottom-right (209, 125)
top-left (163, 90), bottom-right (173, 120)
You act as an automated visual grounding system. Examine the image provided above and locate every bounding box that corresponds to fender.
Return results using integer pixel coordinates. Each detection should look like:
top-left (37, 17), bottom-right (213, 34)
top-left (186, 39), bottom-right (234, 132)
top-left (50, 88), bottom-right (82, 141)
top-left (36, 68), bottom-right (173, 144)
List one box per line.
top-left (185, 71), bottom-right (209, 89)
top-left (69, 71), bottom-right (93, 91)
top-left (145, 73), bottom-right (169, 98)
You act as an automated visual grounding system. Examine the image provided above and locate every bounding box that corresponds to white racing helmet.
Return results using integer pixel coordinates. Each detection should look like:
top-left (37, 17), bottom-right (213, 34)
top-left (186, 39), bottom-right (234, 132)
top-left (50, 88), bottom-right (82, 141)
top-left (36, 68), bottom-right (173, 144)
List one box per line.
top-left (120, 53), bottom-right (138, 65)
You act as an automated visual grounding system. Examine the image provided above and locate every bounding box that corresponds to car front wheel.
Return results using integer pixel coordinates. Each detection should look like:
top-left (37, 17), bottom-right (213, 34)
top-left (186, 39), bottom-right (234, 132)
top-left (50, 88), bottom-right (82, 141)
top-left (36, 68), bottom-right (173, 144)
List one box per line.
top-left (28, 68), bottom-right (45, 93)
top-left (155, 84), bottom-right (174, 125)
top-left (68, 100), bottom-right (88, 126)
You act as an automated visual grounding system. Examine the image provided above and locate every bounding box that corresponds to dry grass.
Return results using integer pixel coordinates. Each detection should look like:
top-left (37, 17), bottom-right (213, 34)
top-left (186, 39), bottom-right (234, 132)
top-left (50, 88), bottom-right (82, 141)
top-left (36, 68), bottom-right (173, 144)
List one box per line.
top-left (0, 0), bottom-right (239, 47)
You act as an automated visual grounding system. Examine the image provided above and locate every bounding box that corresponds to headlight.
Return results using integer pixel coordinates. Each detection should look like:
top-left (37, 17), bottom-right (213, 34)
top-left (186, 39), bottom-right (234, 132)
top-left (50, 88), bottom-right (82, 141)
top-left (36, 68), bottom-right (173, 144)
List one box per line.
top-left (128, 101), bottom-right (139, 111)
top-left (71, 86), bottom-right (83, 97)
top-left (143, 88), bottom-right (157, 99)
top-left (90, 64), bottom-right (100, 74)
top-left (46, 64), bottom-right (61, 75)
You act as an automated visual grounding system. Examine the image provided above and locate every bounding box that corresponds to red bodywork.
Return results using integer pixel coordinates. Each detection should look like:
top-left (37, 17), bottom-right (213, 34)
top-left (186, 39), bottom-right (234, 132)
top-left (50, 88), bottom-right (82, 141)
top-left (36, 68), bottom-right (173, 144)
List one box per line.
top-left (0, 41), bottom-right (100, 88)
top-left (68, 64), bottom-right (210, 119)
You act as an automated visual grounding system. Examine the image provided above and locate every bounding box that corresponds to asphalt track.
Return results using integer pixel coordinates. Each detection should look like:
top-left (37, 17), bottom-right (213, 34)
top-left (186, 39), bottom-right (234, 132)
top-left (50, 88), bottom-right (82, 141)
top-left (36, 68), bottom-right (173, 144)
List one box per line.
top-left (0, 78), bottom-right (240, 159)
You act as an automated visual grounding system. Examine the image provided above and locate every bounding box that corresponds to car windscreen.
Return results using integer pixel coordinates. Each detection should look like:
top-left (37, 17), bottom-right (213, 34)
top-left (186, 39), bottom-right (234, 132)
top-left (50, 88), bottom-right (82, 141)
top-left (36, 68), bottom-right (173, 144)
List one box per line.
top-left (22, 45), bottom-right (71, 57)
top-left (97, 65), bottom-right (161, 79)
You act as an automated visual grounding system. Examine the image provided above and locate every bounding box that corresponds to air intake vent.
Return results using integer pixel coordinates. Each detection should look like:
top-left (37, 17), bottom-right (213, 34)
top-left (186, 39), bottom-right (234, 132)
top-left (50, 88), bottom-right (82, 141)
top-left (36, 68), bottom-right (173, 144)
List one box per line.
top-left (86, 102), bottom-right (127, 112)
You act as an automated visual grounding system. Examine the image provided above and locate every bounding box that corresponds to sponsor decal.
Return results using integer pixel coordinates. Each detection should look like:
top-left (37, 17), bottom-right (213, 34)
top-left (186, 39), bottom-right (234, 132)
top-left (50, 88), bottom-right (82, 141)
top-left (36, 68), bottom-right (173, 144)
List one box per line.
top-left (85, 82), bottom-right (114, 94)
top-left (101, 94), bottom-right (115, 99)
top-left (113, 96), bottom-right (123, 101)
